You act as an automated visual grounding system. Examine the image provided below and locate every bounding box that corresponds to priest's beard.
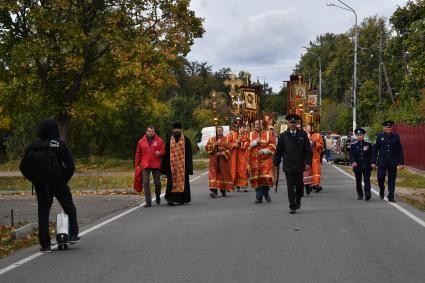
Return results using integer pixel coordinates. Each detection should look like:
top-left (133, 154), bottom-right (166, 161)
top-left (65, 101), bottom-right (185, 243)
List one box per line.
top-left (173, 132), bottom-right (181, 141)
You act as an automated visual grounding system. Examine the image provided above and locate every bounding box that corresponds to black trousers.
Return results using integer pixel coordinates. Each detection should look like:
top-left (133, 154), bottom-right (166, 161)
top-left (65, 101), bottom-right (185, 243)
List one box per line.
top-left (285, 172), bottom-right (304, 210)
top-left (35, 182), bottom-right (79, 248)
top-left (354, 167), bottom-right (371, 196)
top-left (377, 166), bottom-right (397, 199)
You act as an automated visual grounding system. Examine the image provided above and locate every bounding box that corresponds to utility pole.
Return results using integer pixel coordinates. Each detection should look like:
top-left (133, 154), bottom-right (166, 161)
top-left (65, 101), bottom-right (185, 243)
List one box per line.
top-left (327, 0), bottom-right (357, 134)
top-left (378, 25), bottom-right (382, 103)
top-left (382, 62), bottom-right (396, 107)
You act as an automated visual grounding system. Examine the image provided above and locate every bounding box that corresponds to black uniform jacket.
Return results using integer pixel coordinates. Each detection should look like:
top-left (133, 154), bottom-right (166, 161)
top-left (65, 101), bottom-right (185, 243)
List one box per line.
top-left (273, 129), bottom-right (312, 173)
top-left (349, 140), bottom-right (372, 170)
top-left (371, 132), bottom-right (404, 167)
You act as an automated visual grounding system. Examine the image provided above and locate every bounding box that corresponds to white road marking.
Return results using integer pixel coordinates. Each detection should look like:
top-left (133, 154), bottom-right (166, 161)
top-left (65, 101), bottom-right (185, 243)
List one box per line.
top-left (0, 171), bottom-right (209, 276)
top-left (332, 165), bottom-right (425, 229)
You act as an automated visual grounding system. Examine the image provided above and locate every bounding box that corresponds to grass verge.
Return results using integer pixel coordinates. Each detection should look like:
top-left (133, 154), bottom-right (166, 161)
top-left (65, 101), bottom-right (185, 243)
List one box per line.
top-left (0, 175), bottom-right (134, 192)
top-left (0, 224), bottom-right (55, 258)
top-left (0, 157), bottom-right (134, 172)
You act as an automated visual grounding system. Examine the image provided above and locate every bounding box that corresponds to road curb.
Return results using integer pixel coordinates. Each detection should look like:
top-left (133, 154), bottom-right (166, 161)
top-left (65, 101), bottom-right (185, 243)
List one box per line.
top-left (10, 222), bottom-right (37, 240)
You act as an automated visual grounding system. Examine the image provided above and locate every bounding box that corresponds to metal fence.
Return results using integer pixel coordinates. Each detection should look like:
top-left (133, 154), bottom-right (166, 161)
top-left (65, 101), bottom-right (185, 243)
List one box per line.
top-left (394, 124), bottom-right (425, 171)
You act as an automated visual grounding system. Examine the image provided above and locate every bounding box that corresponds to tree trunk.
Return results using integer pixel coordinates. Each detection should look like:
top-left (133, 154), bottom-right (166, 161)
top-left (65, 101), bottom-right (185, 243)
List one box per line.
top-left (57, 110), bottom-right (70, 142)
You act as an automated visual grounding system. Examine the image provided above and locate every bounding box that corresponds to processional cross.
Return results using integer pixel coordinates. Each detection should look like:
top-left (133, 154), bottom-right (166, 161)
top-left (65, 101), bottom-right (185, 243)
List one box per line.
top-left (224, 74), bottom-right (244, 99)
top-left (204, 90), bottom-right (227, 126)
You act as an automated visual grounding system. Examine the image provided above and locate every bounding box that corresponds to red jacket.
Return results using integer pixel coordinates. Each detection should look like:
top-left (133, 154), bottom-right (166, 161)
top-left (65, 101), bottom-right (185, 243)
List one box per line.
top-left (135, 134), bottom-right (165, 169)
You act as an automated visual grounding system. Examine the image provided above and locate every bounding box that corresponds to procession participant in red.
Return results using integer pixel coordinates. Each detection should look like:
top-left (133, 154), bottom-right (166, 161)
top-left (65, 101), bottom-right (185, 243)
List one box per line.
top-left (248, 120), bottom-right (276, 204)
top-left (134, 125), bottom-right (165, 207)
top-left (205, 126), bottom-right (233, 198)
top-left (305, 123), bottom-right (324, 193)
top-left (228, 124), bottom-right (250, 192)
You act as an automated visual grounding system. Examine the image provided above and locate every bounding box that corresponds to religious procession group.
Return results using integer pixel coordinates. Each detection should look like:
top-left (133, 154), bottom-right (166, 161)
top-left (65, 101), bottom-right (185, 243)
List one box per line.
top-left (205, 114), bottom-right (405, 214)
top-left (205, 113), bottom-right (325, 214)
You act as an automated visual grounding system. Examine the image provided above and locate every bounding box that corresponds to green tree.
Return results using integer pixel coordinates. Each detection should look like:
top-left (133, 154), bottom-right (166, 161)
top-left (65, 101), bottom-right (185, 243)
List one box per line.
top-left (357, 79), bottom-right (379, 126)
top-left (0, 0), bottom-right (204, 157)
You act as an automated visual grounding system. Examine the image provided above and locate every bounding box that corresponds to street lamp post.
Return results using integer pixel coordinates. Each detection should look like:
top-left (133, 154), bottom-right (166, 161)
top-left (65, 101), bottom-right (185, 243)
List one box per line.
top-left (327, 0), bottom-right (357, 134)
top-left (302, 46), bottom-right (322, 113)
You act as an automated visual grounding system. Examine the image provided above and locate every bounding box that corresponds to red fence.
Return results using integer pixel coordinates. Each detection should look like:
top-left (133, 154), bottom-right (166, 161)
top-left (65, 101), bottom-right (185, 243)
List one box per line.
top-left (393, 124), bottom-right (425, 171)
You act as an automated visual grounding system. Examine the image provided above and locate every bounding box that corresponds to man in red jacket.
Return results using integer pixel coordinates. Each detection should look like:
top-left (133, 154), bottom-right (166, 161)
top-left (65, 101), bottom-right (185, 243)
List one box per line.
top-left (135, 126), bottom-right (165, 207)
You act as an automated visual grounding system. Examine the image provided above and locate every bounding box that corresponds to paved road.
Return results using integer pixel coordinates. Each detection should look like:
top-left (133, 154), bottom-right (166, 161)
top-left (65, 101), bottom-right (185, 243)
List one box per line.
top-left (1, 165), bottom-right (425, 282)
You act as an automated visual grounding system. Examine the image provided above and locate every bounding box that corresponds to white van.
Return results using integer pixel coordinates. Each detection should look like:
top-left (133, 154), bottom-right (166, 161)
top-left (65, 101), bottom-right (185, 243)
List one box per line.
top-left (197, 126), bottom-right (230, 151)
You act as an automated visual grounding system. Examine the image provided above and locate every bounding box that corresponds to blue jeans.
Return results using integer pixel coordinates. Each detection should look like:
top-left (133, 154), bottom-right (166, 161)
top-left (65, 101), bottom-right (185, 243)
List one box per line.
top-left (255, 186), bottom-right (270, 199)
top-left (325, 150), bottom-right (333, 161)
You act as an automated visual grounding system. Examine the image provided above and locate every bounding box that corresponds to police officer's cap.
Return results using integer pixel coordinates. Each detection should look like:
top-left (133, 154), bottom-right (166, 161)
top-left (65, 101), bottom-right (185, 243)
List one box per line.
top-left (172, 121), bottom-right (182, 129)
top-left (286, 114), bottom-right (301, 123)
top-left (382, 120), bottom-right (394, 128)
top-left (354, 128), bottom-right (366, 135)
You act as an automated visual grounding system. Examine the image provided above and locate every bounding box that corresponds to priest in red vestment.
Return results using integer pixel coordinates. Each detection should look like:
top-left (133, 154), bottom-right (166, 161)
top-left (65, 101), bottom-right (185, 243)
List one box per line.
top-left (205, 126), bottom-right (233, 198)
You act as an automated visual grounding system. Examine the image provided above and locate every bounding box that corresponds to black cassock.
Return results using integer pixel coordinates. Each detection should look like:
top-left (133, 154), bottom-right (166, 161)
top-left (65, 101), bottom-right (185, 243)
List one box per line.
top-left (162, 135), bottom-right (193, 204)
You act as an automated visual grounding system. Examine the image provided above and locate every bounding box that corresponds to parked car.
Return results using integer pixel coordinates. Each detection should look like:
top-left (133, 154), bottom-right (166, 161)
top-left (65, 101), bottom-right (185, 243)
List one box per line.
top-left (197, 126), bottom-right (230, 151)
top-left (332, 135), bottom-right (354, 164)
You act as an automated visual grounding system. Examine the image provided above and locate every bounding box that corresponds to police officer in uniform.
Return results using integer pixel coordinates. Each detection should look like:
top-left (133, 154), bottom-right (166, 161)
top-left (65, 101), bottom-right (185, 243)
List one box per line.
top-left (371, 120), bottom-right (405, 202)
top-left (349, 128), bottom-right (372, 200)
top-left (273, 114), bottom-right (312, 214)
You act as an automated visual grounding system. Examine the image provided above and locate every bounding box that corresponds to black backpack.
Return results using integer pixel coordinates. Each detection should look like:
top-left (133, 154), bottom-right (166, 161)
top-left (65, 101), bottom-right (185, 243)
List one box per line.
top-left (20, 140), bottom-right (62, 183)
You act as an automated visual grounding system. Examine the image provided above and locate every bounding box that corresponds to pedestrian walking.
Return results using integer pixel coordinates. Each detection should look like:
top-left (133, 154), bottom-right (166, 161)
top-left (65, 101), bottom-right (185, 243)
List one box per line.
top-left (324, 132), bottom-right (334, 163)
top-left (305, 123), bottom-right (324, 193)
top-left (248, 120), bottom-right (276, 204)
top-left (371, 120), bottom-right (405, 202)
top-left (162, 121), bottom-right (193, 206)
top-left (350, 128), bottom-right (373, 200)
top-left (134, 125), bottom-right (165, 207)
top-left (273, 114), bottom-right (312, 214)
top-left (206, 126), bottom-right (233, 198)
top-left (20, 119), bottom-right (80, 252)
top-left (228, 124), bottom-right (250, 192)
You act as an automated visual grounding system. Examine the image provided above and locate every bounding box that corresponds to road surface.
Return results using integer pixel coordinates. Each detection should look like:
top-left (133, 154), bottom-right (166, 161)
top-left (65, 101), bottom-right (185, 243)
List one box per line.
top-left (1, 165), bottom-right (424, 282)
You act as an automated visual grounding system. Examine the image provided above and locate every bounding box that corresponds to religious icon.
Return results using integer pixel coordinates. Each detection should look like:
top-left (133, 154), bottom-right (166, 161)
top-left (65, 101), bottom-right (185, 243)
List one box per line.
top-left (244, 91), bottom-right (257, 110)
top-left (307, 95), bottom-right (318, 107)
top-left (294, 84), bottom-right (307, 99)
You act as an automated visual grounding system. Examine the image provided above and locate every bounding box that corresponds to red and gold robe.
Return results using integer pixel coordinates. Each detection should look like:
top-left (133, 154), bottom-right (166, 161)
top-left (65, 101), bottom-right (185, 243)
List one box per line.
top-left (310, 132), bottom-right (324, 185)
top-left (228, 131), bottom-right (250, 188)
top-left (248, 130), bottom-right (276, 189)
top-left (205, 135), bottom-right (233, 191)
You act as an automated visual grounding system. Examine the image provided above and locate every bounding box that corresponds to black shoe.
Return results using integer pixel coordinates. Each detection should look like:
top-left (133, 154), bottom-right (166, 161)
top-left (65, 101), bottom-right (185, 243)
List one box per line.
top-left (365, 194), bottom-right (371, 201)
top-left (357, 195), bottom-right (363, 200)
top-left (221, 190), bottom-right (227, 197)
top-left (295, 199), bottom-right (301, 209)
top-left (318, 186), bottom-right (323, 192)
top-left (156, 197), bottom-right (161, 205)
top-left (289, 209), bottom-right (296, 214)
top-left (40, 246), bottom-right (52, 253)
top-left (379, 190), bottom-right (384, 200)
top-left (69, 235), bottom-right (80, 244)
top-left (264, 195), bottom-right (272, 203)
top-left (243, 189), bottom-right (248, 192)
top-left (167, 201), bottom-right (175, 206)
top-left (254, 198), bottom-right (262, 204)
top-left (388, 198), bottom-right (396, 203)
top-left (314, 185), bottom-right (320, 193)
top-left (305, 185), bottom-right (311, 195)
top-left (145, 202), bottom-right (152, 207)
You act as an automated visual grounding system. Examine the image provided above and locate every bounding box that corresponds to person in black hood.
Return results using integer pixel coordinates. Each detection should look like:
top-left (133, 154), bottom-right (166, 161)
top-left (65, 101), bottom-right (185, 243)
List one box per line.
top-left (20, 119), bottom-right (80, 252)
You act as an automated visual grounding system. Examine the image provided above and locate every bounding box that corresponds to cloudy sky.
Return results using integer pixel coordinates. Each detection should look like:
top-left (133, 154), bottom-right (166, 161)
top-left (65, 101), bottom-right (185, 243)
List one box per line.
top-left (187, 0), bottom-right (408, 92)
